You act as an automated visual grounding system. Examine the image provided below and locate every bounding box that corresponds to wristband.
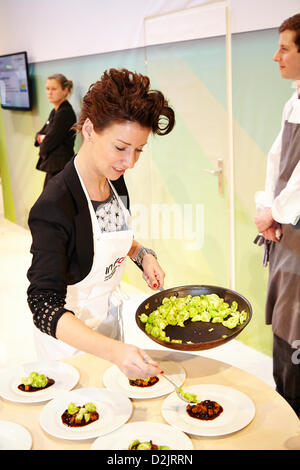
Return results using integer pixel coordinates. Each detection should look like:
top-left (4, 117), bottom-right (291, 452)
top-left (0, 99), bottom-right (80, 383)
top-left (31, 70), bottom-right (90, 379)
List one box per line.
top-left (135, 247), bottom-right (157, 267)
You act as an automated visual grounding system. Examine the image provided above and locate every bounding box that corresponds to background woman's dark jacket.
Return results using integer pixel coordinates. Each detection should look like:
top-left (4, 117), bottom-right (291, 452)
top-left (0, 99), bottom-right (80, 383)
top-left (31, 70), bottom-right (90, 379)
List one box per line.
top-left (35, 100), bottom-right (77, 173)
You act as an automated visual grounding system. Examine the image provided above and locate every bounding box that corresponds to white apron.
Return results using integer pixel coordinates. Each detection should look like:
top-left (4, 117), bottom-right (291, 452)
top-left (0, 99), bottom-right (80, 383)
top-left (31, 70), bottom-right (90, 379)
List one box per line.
top-left (34, 162), bottom-right (133, 361)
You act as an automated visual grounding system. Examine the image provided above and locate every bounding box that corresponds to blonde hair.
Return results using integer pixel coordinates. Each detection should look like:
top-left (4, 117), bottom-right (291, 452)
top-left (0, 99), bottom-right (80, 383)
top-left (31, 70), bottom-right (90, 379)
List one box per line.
top-left (47, 74), bottom-right (73, 93)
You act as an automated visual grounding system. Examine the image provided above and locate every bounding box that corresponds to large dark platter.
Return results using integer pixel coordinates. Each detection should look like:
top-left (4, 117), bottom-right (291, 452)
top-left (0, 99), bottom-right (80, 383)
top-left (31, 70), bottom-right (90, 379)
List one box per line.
top-left (135, 285), bottom-right (252, 351)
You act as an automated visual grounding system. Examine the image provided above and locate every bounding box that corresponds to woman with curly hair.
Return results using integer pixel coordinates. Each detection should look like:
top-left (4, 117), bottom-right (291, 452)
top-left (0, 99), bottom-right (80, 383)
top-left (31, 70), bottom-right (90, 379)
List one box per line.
top-left (27, 68), bottom-right (175, 379)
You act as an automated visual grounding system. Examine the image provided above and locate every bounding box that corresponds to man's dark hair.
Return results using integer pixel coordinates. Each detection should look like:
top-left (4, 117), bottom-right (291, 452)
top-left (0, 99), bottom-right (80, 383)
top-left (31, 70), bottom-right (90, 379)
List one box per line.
top-left (279, 13), bottom-right (300, 52)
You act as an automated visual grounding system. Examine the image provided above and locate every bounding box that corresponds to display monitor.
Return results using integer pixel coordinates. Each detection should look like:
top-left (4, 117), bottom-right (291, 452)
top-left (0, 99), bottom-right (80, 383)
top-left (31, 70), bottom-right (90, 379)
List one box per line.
top-left (0, 51), bottom-right (32, 110)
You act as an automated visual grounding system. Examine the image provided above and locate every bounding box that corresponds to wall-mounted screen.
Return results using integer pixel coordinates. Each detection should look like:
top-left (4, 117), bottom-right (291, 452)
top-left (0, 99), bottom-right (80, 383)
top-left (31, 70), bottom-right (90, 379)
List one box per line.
top-left (0, 51), bottom-right (32, 110)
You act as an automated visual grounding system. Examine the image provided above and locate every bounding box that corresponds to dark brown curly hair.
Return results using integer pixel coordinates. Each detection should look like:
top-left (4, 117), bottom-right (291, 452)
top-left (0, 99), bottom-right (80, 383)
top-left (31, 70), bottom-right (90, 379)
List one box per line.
top-left (73, 68), bottom-right (175, 136)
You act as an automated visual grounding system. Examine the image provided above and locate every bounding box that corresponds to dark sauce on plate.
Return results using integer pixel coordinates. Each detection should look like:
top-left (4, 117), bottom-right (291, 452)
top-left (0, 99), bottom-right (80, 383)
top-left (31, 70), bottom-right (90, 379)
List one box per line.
top-left (18, 378), bottom-right (55, 392)
top-left (61, 408), bottom-right (99, 427)
top-left (186, 400), bottom-right (223, 420)
top-left (129, 376), bottom-right (159, 387)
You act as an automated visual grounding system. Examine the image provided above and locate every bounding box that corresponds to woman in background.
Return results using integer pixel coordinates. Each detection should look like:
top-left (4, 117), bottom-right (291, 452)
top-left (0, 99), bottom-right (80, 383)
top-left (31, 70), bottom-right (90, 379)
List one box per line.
top-left (35, 73), bottom-right (77, 187)
top-left (27, 68), bottom-right (175, 379)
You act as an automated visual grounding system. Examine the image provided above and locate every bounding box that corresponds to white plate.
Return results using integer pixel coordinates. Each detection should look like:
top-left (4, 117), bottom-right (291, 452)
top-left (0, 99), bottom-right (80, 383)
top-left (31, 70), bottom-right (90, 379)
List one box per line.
top-left (103, 362), bottom-right (186, 399)
top-left (162, 384), bottom-right (255, 437)
top-left (39, 387), bottom-right (132, 440)
top-left (91, 421), bottom-right (194, 450)
top-left (0, 421), bottom-right (32, 450)
top-left (0, 361), bottom-right (80, 403)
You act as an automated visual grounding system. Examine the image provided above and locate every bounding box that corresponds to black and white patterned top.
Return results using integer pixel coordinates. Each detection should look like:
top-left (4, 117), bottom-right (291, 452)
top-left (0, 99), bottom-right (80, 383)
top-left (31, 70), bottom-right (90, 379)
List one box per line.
top-left (91, 187), bottom-right (127, 232)
top-left (28, 188), bottom-right (129, 337)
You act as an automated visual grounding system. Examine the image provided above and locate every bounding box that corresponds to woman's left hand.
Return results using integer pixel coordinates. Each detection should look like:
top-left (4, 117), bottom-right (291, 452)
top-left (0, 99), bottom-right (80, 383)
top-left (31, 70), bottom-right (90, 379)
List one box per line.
top-left (142, 255), bottom-right (165, 290)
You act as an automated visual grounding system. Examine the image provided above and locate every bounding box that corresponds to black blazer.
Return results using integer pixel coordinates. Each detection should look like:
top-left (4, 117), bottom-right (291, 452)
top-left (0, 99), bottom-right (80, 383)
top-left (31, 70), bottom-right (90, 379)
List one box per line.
top-left (35, 100), bottom-right (77, 173)
top-left (27, 158), bottom-right (130, 299)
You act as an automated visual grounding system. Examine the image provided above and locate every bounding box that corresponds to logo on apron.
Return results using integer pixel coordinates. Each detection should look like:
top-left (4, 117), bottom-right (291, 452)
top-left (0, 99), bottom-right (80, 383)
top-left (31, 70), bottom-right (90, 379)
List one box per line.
top-left (105, 256), bottom-right (125, 281)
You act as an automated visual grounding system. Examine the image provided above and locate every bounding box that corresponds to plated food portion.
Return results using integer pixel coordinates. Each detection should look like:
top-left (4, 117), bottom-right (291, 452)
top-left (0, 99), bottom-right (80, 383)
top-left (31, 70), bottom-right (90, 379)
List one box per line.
top-left (39, 388), bottom-right (132, 440)
top-left (103, 361), bottom-right (186, 399)
top-left (127, 439), bottom-right (170, 450)
top-left (186, 400), bottom-right (223, 421)
top-left (129, 376), bottom-right (159, 388)
top-left (162, 384), bottom-right (255, 437)
top-left (61, 402), bottom-right (99, 428)
top-left (0, 361), bottom-right (79, 403)
top-left (18, 372), bottom-right (55, 393)
top-left (90, 421), bottom-right (194, 450)
top-left (136, 285), bottom-right (252, 351)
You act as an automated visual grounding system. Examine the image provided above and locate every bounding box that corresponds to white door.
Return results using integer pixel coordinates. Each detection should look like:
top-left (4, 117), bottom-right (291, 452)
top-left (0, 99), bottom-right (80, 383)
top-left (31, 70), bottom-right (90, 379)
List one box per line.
top-left (135, 3), bottom-right (234, 290)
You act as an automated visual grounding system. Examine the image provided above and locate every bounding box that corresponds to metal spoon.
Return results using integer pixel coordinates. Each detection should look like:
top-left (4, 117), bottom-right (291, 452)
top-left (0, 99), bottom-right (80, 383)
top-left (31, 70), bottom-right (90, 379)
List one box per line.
top-left (162, 374), bottom-right (196, 404)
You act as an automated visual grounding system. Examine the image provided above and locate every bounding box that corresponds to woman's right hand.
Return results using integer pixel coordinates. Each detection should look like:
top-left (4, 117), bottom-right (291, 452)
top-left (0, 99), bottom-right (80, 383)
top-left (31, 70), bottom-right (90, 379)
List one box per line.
top-left (111, 343), bottom-right (163, 379)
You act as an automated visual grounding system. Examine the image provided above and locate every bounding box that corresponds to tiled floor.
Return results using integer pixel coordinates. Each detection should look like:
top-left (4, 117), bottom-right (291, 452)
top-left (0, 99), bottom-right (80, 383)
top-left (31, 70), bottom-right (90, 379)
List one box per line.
top-left (0, 182), bottom-right (275, 388)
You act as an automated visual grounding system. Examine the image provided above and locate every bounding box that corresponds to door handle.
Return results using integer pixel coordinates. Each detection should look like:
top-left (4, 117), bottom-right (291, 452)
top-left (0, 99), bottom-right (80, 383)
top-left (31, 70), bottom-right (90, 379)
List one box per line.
top-left (202, 158), bottom-right (223, 194)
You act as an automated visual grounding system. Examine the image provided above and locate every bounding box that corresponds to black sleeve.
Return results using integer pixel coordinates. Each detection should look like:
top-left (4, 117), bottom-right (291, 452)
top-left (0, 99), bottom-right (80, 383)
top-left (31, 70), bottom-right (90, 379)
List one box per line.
top-left (34, 112), bottom-right (53, 147)
top-left (27, 199), bottom-right (75, 337)
top-left (39, 105), bottom-right (75, 155)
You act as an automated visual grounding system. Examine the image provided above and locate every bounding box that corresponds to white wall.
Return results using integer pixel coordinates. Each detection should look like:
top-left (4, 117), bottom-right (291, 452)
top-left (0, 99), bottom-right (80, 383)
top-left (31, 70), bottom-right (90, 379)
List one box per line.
top-left (0, 0), bottom-right (299, 63)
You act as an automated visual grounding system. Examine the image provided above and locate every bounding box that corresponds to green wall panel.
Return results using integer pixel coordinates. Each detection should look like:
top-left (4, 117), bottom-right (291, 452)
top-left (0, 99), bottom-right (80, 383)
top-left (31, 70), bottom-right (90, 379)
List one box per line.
top-left (0, 107), bottom-right (16, 222)
top-left (232, 29), bottom-right (292, 154)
